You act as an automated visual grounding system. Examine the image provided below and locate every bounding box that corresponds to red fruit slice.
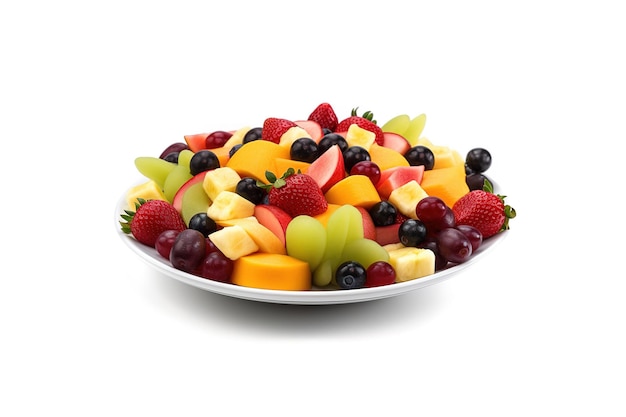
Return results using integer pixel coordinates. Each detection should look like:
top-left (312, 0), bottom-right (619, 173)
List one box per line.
top-left (376, 166), bottom-right (425, 199)
top-left (172, 172), bottom-right (207, 212)
top-left (306, 144), bottom-right (346, 193)
top-left (295, 120), bottom-right (324, 142)
top-left (355, 206), bottom-right (376, 240)
top-left (374, 223), bottom-right (401, 246)
top-left (253, 204), bottom-right (293, 246)
top-left (382, 132), bottom-right (411, 154)
top-left (184, 133), bottom-right (210, 153)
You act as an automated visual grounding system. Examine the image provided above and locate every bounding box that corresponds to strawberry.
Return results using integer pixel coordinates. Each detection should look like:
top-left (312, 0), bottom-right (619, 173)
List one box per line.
top-left (261, 168), bottom-right (328, 217)
top-left (452, 180), bottom-right (516, 238)
top-left (262, 117), bottom-right (297, 143)
top-left (335, 107), bottom-right (385, 145)
top-left (308, 102), bottom-right (338, 131)
top-left (120, 198), bottom-right (187, 247)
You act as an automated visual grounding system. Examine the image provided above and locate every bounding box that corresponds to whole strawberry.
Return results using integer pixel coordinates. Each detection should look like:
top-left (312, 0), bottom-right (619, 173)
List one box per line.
top-left (120, 198), bottom-right (187, 247)
top-left (452, 180), bottom-right (516, 238)
top-left (308, 102), bottom-right (338, 131)
top-left (261, 168), bottom-right (328, 217)
top-left (335, 107), bottom-right (384, 145)
top-left (262, 117), bottom-right (297, 143)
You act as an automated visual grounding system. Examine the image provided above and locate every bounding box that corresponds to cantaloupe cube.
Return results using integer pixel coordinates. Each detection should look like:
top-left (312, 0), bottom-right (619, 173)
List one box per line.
top-left (324, 175), bottom-right (381, 209)
top-left (231, 253), bottom-right (311, 291)
top-left (369, 143), bottom-right (410, 171)
top-left (226, 140), bottom-right (290, 183)
top-left (420, 164), bottom-right (469, 208)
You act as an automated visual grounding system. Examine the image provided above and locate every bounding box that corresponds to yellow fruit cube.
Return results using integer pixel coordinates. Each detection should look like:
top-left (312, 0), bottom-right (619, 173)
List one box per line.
top-left (209, 225), bottom-right (259, 260)
top-left (125, 180), bottom-right (167, 209)
top-left (345, 124), bottom-right (376, 150)
top-left (278, 126), bottom-right (311, 148)
top-left (206, 190), bottom-right (255, 221)
top-left (203, 167), bottom-right (241, 201)
top-left (387, 247), bottom-right (435, 282)
top-left (388, 180), bottom-right (428, 219)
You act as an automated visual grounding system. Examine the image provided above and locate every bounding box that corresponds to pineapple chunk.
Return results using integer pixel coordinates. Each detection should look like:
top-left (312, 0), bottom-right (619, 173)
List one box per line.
top-left (278, 126), bottom-right (311, 148)
top-left (125, 180), bottom-right (167, 209)
top-left (388, 180), bottom-right (428, 219)
top-left (345, 124), bottom-right (376, 150)
top-left (387, 247), bottom-right (435, 282)
top-left (203, 167), bottom-right (241, 201)
top-left (206, 191), bottom-right (255, 221)
top-left (209, 225), bottom-right (259, 260)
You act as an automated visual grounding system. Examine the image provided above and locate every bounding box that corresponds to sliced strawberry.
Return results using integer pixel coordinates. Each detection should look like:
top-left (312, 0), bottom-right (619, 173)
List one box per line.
top-left (262, 118), bottom-right (297, 143)
top-left (308, 102), bottom-right (338, 131)
top-left (335, 108), bottom-right (384, 145)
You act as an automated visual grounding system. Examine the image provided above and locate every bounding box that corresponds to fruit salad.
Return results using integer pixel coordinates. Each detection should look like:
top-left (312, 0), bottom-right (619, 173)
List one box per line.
top-left (119, 103), bottom-right (515, 291)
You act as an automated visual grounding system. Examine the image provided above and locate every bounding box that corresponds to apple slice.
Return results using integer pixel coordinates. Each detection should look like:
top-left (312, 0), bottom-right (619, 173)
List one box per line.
top-left (294, 120), bottom-right (323, 142)
top-left (253, 204), bottom-right (293, 246)
top-left (376, 166), bottom-right (425, 199)
top-left (306, 144), bottom-right (345, 193)
top-left (355, 206), bottom-right (376, 241)
top-left (382, 132), bottom-right (411, 154)
top-left (172, 172), bottom-right (207, 213)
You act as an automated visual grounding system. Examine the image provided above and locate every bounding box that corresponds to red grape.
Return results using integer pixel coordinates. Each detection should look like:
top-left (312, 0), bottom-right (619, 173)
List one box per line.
top-left (350, 161), bottom-right (381, 185)
top-left (205, 131), bottom-right (233, 149)
top-left (198, 252), bottom-right (233, 282)
top-left (366, 261), bottom-right (396, 287)
top-left (155, 229), bottom-right (181, 259)
top-left (455, 225), bottom-right (483, 252)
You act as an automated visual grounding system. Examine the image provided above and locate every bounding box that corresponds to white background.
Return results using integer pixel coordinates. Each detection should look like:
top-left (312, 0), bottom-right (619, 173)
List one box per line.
top-left (2, 1), bottom-right (625, 415)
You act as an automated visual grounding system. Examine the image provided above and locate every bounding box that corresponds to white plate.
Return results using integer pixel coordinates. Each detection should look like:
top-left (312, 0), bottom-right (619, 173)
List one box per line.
top-left (115, 191), bottom-right (507, 305)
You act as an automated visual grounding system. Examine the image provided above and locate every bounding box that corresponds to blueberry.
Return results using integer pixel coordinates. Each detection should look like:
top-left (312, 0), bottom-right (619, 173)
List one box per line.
top-left (465, 148), bottom-right (492, 173)
top-left (290, 138), bottom-right (319, 163)
top-left (335, 261), bottom-right (367, 290)
top-left (189, 150), bottom-right (220, 175)
top-left (398, 219), bottom-right (428, 247)
top-left (243, 127), bottom-right (263, 144)
top-left (369, 201), bottom-right (397, 227)
top-left (236, 177), bottom-right (267, 204)
top-left (188, 213), bottom-right (218, 237)
top-left (404, 146), bottom-right (435, 170)
top-left (343, 146), bottom-right (370, 173)
top-left (318, 133), bottom-right (348, 154)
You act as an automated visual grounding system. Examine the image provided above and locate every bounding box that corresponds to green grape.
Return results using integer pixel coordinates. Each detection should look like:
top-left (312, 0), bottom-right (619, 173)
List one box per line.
top-left (163, 165), bottom-right (192, 202)
top-left (134, 157), bottom-right (176, 189)
top-left (324, 205), bottom-right (363, 269)
top-left (312, 259), bottom-right (333, 287)
top-left (286, 215), bottom-right (327, 271)
top-left (181, 182), bottom-right (211, 225)
top-left (341, 238), bottom-right (390, 269)
top-left (381, 114), bottom-right (410, 135)
top-left (404, 114), bottom-right (427, 146)
top-left (177, 149), bottom-right (195, 169)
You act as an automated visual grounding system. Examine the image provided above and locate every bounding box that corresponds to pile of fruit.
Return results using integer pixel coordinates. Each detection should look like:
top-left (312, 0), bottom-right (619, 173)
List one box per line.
top-left (119, 103), bottom-right (515, 291)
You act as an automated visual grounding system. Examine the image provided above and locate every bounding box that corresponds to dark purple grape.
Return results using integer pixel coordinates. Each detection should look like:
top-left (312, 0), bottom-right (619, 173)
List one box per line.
top-left (456, 225), bottom-right (483, 252)
top-left (398, 219), bottom-right (428, 247)
top-left (437, 228), bottom-right (472, 264)
top-left (189, 150), bottom-right (220, 175)
top-left (198, 252), bottom-right (233, 282)
top-left (465, 148), bottom-right (491, 173)
top-left (404, 146), bottom-right (435, 170)
top-left (163, 152), bottom-right (180, 163)
top-left (159, 142), bottom-right (189, 159)
top-left (206, 131), bottom-right (233, 149)
top-left (343, 146), bottom-right (370, 173)
top-left (335, 261), bottom-right (367, 289)
top-left (369, 201), bottom-right (397, 226)
top-left (416, 196), bottom-right (448, 223)
top-left (290, 137), bottom-right (319, 163)
top-left (228, 143), bottom-right (243, 158)
top-left (170, 229), bottom-right (206, 273)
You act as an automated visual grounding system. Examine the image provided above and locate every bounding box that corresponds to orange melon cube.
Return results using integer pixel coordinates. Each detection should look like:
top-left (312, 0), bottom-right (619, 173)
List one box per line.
top-left (420, 164), bottom-right (469, 208)
top-left (324, 175), bottom-right (381, 209)
top-left (369, 143), bottom-right (410, 171)
top-left (210, 146), bottom-right (232, 168)
top-left (226, 140), bottom-right (290, 183)
top-left (231, 253), bottom-right (311, 291)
